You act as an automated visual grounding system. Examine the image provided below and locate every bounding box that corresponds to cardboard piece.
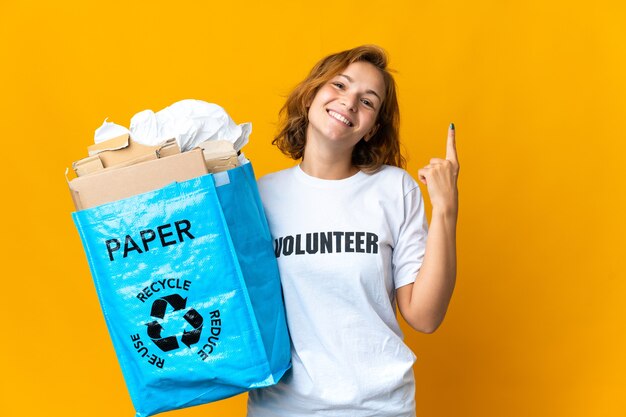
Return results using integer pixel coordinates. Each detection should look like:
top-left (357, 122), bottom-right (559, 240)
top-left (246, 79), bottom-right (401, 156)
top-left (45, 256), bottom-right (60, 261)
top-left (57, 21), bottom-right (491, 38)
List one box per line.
top-left (73, 155), bottom-right (104, 177)
top-left (73, 134), bottom-right (180, 177)
top-left (68, 148), bottom-right (208, 211)
top-left (198, 140), bottom-right (239, 173)
top-left (157, 140), bottom-right (180, 158)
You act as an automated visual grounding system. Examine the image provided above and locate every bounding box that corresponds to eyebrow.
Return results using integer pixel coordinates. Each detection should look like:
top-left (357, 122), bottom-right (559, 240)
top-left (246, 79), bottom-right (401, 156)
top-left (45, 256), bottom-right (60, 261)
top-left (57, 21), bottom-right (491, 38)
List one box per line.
top-left (338, 74), bottom-right (382, 102)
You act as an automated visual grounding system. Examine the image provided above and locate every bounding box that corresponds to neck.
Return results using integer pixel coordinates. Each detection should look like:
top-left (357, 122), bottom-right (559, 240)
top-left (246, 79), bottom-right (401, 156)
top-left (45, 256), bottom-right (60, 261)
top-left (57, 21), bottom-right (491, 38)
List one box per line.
top-left (300, 127), bottom-right (360, 180)
top-left (300, 147), bottom-right (358, 180)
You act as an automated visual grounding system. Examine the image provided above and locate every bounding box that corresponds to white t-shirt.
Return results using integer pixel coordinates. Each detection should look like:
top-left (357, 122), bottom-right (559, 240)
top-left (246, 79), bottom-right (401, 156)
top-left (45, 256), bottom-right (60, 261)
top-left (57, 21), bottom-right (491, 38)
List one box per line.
top-left (247, 164), bottom-right (428, 417)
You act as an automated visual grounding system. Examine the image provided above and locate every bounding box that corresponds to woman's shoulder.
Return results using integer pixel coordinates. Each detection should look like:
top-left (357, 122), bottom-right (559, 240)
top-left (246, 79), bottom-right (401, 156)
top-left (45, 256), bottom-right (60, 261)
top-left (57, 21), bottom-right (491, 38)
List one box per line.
top-left (257, 166), bottom-right (298, 194)
top-left (258, 166), bottom-right (296, 182)
top-left (371, 164), bottom-right (420, 190)
top-left (375, 164), bottom-right (409, 176)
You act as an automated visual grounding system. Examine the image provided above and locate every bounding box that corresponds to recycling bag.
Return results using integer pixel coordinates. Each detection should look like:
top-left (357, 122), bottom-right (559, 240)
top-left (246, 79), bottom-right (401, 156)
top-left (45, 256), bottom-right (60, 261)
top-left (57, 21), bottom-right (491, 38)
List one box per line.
top-left (72, 162), bottom-right (291, 417)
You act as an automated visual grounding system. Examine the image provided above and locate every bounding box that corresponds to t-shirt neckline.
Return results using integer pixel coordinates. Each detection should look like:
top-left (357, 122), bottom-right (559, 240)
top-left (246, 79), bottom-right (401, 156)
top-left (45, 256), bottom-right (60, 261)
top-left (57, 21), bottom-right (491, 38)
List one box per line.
top-left (293, 164), bottom-right (367, 188)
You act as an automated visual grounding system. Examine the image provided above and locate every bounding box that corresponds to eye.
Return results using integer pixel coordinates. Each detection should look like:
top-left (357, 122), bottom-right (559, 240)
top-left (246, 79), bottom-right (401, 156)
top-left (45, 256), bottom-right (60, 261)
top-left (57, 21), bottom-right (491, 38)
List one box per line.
top-left (361, 98), bottom-right (374, 108)
top-left (331, 82), bottom-right (345, 89)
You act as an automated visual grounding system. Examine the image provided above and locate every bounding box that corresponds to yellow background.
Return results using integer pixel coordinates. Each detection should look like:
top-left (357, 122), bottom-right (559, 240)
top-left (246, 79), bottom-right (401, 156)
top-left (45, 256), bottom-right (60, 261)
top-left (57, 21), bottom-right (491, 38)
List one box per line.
top-left (1, 1), bottom-right (624, 416)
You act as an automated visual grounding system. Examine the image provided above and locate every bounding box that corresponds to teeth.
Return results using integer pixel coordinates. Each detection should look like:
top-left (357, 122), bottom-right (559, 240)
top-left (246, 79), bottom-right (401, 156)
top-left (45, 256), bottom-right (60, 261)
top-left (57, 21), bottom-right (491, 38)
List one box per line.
top-left (328, 110), bottom-right (352, 126)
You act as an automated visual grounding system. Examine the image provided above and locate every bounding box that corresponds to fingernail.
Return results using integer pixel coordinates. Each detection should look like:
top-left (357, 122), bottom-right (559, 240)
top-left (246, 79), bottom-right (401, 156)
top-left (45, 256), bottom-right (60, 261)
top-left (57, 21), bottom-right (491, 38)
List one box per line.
top-left (450, 123), bottom-right (455, 130)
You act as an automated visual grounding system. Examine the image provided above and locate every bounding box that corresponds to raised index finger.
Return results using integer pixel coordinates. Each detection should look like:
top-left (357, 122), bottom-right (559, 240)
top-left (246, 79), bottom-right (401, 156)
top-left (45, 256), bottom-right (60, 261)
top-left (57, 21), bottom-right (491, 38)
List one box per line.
top-left (446, 123), bottom-right (458, 164)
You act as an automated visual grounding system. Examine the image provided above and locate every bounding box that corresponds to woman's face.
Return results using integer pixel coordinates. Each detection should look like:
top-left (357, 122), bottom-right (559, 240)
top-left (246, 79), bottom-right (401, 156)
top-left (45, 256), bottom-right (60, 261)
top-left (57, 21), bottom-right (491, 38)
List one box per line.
top-left (306, 61), bottom-right (385, 153)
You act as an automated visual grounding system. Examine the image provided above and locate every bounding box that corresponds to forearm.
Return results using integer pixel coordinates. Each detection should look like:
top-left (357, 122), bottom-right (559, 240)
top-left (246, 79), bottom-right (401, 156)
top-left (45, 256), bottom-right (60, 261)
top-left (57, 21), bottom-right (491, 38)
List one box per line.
top-left (404, 207), bottom-right (457, 332)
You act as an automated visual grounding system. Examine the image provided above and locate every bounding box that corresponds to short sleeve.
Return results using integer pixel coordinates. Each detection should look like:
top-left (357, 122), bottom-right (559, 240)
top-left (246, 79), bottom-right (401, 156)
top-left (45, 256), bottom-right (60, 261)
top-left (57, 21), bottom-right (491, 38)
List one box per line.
top-left (393, 183), bottom-right (429, 289)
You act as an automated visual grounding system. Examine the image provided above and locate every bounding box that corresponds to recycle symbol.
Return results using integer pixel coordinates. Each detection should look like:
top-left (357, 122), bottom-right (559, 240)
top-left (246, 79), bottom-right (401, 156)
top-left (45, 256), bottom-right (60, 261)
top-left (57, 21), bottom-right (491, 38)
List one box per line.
top-left (146, 294), bottom-right (204, 352)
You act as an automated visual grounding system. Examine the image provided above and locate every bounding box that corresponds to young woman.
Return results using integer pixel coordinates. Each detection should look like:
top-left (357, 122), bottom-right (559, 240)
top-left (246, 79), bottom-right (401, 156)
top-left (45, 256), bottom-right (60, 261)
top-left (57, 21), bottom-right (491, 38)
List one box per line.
top-left (247, 45), bottom-right (459, 417)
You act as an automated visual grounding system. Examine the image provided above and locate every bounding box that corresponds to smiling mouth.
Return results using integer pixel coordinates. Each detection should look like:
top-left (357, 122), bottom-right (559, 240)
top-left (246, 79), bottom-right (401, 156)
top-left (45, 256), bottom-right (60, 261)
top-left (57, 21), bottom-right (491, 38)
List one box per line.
top-left (327, 110), bottom-right (353, 127)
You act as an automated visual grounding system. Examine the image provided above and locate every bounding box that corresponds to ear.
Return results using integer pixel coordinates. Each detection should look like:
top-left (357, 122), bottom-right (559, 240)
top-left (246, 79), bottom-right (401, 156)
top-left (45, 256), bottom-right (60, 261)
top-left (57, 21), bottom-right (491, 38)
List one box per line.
top-left (364, 124), bottom-right (379, 142)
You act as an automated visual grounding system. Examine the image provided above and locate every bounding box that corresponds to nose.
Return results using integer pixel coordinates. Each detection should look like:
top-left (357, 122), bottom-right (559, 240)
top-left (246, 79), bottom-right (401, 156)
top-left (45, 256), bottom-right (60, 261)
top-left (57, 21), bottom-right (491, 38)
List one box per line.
top-left (340, 93), bottom-right (358, 112)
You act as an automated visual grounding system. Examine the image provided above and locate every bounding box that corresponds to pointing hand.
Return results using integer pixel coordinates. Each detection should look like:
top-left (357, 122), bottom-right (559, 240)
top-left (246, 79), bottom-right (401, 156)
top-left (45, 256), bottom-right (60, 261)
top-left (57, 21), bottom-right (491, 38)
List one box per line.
top-left (417, 124), bottom-right (460, 214)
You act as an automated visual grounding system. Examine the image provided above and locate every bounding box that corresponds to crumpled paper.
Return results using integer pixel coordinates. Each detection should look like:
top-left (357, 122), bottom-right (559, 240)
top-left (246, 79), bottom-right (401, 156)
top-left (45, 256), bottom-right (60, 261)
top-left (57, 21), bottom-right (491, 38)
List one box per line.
top-left (94, 99), bottom-right (251, 153)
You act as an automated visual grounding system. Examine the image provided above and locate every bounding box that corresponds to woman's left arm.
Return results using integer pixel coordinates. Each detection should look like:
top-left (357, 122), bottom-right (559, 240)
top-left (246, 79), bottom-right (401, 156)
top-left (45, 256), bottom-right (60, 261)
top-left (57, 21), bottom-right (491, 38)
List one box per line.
top-left (396, 125), bottom-right (459, 333)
